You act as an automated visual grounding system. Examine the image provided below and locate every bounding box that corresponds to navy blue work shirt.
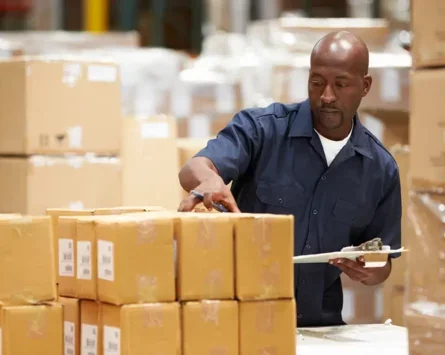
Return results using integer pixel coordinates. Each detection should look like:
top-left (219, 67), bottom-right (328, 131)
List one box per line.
top-left (194, 99), bottom-right (402, 327)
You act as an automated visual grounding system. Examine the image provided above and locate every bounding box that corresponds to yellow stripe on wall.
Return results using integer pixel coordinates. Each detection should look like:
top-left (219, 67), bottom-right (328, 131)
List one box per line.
top-left (84, 0), bottom-right (109, 32)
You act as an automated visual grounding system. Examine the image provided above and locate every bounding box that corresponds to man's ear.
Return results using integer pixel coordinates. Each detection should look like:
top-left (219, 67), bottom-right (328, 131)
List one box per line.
top-left (362, 74), bottom-right (372, 97)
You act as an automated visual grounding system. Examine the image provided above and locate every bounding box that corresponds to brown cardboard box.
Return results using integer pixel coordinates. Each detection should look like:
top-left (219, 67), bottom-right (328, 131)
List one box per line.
top-left (177, 113), bottom-right (234, 139)
top-left (233, 214), bottom-right (294, 300)
top-left (96, 214), bottom-right (175, 305)
top-left (101, 302), bottom-right (181, 354)
top-left (239, 299), bottom-right (296, 355)
top-left (175, 214), bottom-right (234, 301)
top-left (406, 302), bottom-right (445, 355)
top-left (0, 216), bottom-right (56, 305)
top-left (80, 300), bottom-right (101, 355)
top-left (410, 69), bottom-right (445, 189)
top-left (76, 217), bottom-right (97, 300)
top-left (0, 58), bottom-right (121, 155)
top-left (182, 300), bottom-right (238, 355)
top-left (60, 297), bottom-right (80, 355)
top-left (411, 0), bottom-right (445, 69)
top-left (58, 217), bottom-right (78, 297)
top-left (0, 156), bottom-right (121, 215)
top-left (122, 115), bottom-right (181, 210)
top-left (0, 303), bottom-right (63, 355)
top-left (382, 285), bottom-right (405, 326)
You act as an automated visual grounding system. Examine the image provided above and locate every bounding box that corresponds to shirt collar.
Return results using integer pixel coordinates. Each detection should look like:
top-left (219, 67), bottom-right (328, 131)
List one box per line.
top-left (288, 99), bottom-right (373, 160)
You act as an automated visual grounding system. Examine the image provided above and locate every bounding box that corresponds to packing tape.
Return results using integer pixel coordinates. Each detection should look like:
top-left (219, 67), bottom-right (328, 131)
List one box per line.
top-left (209, 347), bottom-right (229, 355)
top-left (136, 218), bottom-right (157, 244)
top-left (259, 262), bottom-right (280, 300)
top-left (256, 301), bottom-right (275, 333)
top-left (204, 269), bottom-right (223, 297)
top-left (253, 217), bottom-right (272, 259)
top-left (201, 300), bottom-right (220, 326)
top-left (197, 218), bottom-right (217, 250)
top-left (136, 275), bottom-right (158, 302)
top-left (142, 304), bottom-right (164, 328)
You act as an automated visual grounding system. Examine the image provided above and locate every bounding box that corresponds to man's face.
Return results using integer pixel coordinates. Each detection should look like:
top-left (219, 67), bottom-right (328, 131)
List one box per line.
top-left (308, 58), bottom-right (371, 132)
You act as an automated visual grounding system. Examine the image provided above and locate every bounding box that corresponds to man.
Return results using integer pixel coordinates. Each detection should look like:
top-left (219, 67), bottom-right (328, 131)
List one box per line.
top-left (178, 31), bottom-right (402, 327)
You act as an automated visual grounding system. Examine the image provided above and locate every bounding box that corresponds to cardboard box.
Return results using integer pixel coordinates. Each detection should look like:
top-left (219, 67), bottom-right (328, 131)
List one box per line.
top-left (0, 303), bottom-right (63, 355)
top-left (0, 216), bottom-right (56, 305)
top-left (0, 156), bottom-right (122, 215)
top-left (96, 214), bottom-right (176, 305)
top-left (410, 69), bottom-right (445, 189)
top-left (382, 285), bottom-right (405, 326)
top-left (58, 217), bottom-right (78, 297)
top-left (233, 214), bottom-right (294, 300)
top-left (76, 217), bottom-right (97, 300)
top-left (239, 299), bottom-right (296, 355)
top-left (406, 302), bottom-right (445, 355)
top-left (101, 302), bottom-right (181, 354)
top-left (182, 300), bottom-right (238, 355)
top-left (175, 214), bottom-right (234, 301)
top-left (411, 0), bottom-right (445, 69)
top-left (177, 114), bottom-right (234, 139)
top-left (122, 116), bottom-right (181, 210)
top-left (80, 300), bottom-right (101, 355)
top-left (0, 58), bottom-right (121, 155)
top-left (60, 297), bottom-right (80, 355)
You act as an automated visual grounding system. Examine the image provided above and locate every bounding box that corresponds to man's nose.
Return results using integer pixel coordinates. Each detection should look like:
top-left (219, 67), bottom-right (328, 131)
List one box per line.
top-left (321, 84), bottom-right (336, 104)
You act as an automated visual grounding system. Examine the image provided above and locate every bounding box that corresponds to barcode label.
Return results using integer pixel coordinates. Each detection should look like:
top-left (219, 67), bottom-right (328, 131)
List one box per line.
top-left (103, 326), bottom-right (120, 355)
top-left (59, 239), bottom-right (74, 277)
top-left (81, 324), bottom-right (98, 355)
top-left (98, 240), bottom-right (114, 281)
top-left (77, 241), bottom-right (92, 280)
top-left (64, 321), bottom-right (75, 355)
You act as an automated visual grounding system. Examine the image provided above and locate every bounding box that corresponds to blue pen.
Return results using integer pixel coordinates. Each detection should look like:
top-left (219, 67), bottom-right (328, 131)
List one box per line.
top-left (190, 190), bottom-right (229, 213)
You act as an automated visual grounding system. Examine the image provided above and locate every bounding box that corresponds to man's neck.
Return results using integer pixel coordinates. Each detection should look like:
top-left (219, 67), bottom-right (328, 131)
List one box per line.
top-left (313, 120), bottom-right (354, 141)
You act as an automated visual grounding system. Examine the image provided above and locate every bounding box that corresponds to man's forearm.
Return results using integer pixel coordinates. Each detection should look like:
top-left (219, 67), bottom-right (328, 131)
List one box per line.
top-left (361, 258), bottom-right (392, 286)
top-left (178, 157), bottom-right (219, 192)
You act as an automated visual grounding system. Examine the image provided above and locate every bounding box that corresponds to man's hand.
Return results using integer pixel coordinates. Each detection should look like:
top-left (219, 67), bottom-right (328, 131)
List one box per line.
top-left (178, 176), bottom-right (240, 213)
top-left (329, 256), bottom-right (391, 286)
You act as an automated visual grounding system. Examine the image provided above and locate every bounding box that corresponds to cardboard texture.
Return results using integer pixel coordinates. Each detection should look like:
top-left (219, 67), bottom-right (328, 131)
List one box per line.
top-left (101, 302), bottom-right (181, 355)
top-left (0, 58), bottom-right (121, 155)
top-left (76, 217), bottom-right (97, 300)
top-left (122, 116), bottom-right (181, 210)
top-left (96, 214), bottom-right (175, 305)
top-left (233, 214), bottom-right (294, 300)
top-left (411, 0), bottom-right (445, 69)
top-left (175, 214), bottom-right (234, 301)
top-left (58, 217), bottom-right (78, 297)
top-left (182, 301), bottom-right (238, 355)
top-left (0, 216), bottom-right (56, 305)
top-left (410, 70), bottom-right (445, 189)
top-left (0, 303), bottom-right (63, 355)
top-left (80, 300), bottom-right (101, 355)
top-left (60, 297), bottom-right (80, 355)
top-left (0, 156), bottom-right (122, 215)
top-left (406, 302), bottom-right (445, 355)
top-left (239, 299), bottom-right (296, 355)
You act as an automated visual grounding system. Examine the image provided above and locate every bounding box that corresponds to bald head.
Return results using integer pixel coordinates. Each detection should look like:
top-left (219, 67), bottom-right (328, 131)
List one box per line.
top-left (307, 31), bottom-right (372, 141)
top-left (311, 31), bottom-right (369, 76)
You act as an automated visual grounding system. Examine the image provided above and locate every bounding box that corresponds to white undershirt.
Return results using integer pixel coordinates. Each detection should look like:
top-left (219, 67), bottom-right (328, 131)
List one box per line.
top-left (314, 123), bottom-right (354, 166)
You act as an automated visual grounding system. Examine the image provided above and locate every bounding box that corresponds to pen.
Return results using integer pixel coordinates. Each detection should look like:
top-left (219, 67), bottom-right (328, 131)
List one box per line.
top-left (190, 190), bottom-right (229, 213)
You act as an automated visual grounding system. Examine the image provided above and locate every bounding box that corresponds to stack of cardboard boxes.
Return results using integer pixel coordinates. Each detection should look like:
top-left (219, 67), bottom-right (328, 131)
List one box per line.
top-left (405, 1), bottom-right (445, 353)
top-left (0, 57), bottom-right (122, 214)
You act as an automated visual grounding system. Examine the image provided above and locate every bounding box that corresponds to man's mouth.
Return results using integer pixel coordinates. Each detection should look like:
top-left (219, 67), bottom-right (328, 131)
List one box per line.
top-left (320, 109), bottom-right (339, 113)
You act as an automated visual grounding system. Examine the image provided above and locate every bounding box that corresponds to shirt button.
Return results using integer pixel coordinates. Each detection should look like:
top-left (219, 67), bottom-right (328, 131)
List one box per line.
top-left (313, 209), bottom-right (318, 215)
top-left (278, 198), bottom-right (283, 204)
top-left (321, 175), bottom-right (327, 181)
top-left (297, 313), bottom-right (303, 319)
top-left (301, 279), bottom-right (306, 284)
top-left (306, 244), bottom-right (311, 249)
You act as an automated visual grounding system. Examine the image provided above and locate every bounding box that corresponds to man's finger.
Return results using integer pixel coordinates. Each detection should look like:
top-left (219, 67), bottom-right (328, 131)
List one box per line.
top-left (203, 192), bottom-right (215, 211)
top-left (178, 194), bottom-right (201, 212)
top-left (333, 262), bottom-right (368, 282)
top-left (329, 258), bottom-right (372, 280)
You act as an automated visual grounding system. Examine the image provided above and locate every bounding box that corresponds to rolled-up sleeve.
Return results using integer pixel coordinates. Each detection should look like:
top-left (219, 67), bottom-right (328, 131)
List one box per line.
top-left (194, 110), bottom-right (263, 184)
top-left (357, 168), bottom-right (402, 258)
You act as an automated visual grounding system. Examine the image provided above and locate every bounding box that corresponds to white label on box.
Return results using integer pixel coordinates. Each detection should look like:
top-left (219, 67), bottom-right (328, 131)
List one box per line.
top-left (81, 324), bottom-right (98, 355)
top-left (380, 68), bottom-right (401, 103)
top-left (140, 122), bottom-right (170, 139)
top-left (77, 241), bottom-right (92, 280)
top-left (289, 68), bottom-right (309, 102)
top-left (63, 63), bottom-right (82, 87)
top-left (188, 114), bottom-right (211, 138)
top-left (88, 65), bottom-right (117, 83)
top-left (103, 326), bottom-right (120, 355)
top-left (69, 201), bottom-right (84, 210)
top-left (98, 240), bottom-right (114, 281)
top-left (67, 126), bottom-right (83, 149)
top-left (342, 289), bottom-right (354, 323)
top-left (64, 321), bottom-right (75, 355)
top-left (59, 239), bottom-right (74, 277)
top-left (216, 83), bottom-right (235, 113)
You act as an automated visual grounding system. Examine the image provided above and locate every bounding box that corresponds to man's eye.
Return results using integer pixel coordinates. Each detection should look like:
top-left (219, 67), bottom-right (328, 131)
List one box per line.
top-left (311, 80), bottom-right (322, 86)
top-left (336, 83), bottom-right (348, 88)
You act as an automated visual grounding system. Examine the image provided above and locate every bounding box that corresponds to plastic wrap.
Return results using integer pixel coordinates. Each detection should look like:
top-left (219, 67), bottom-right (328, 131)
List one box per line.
top-left (406, 190), bottom-right (445, 353)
